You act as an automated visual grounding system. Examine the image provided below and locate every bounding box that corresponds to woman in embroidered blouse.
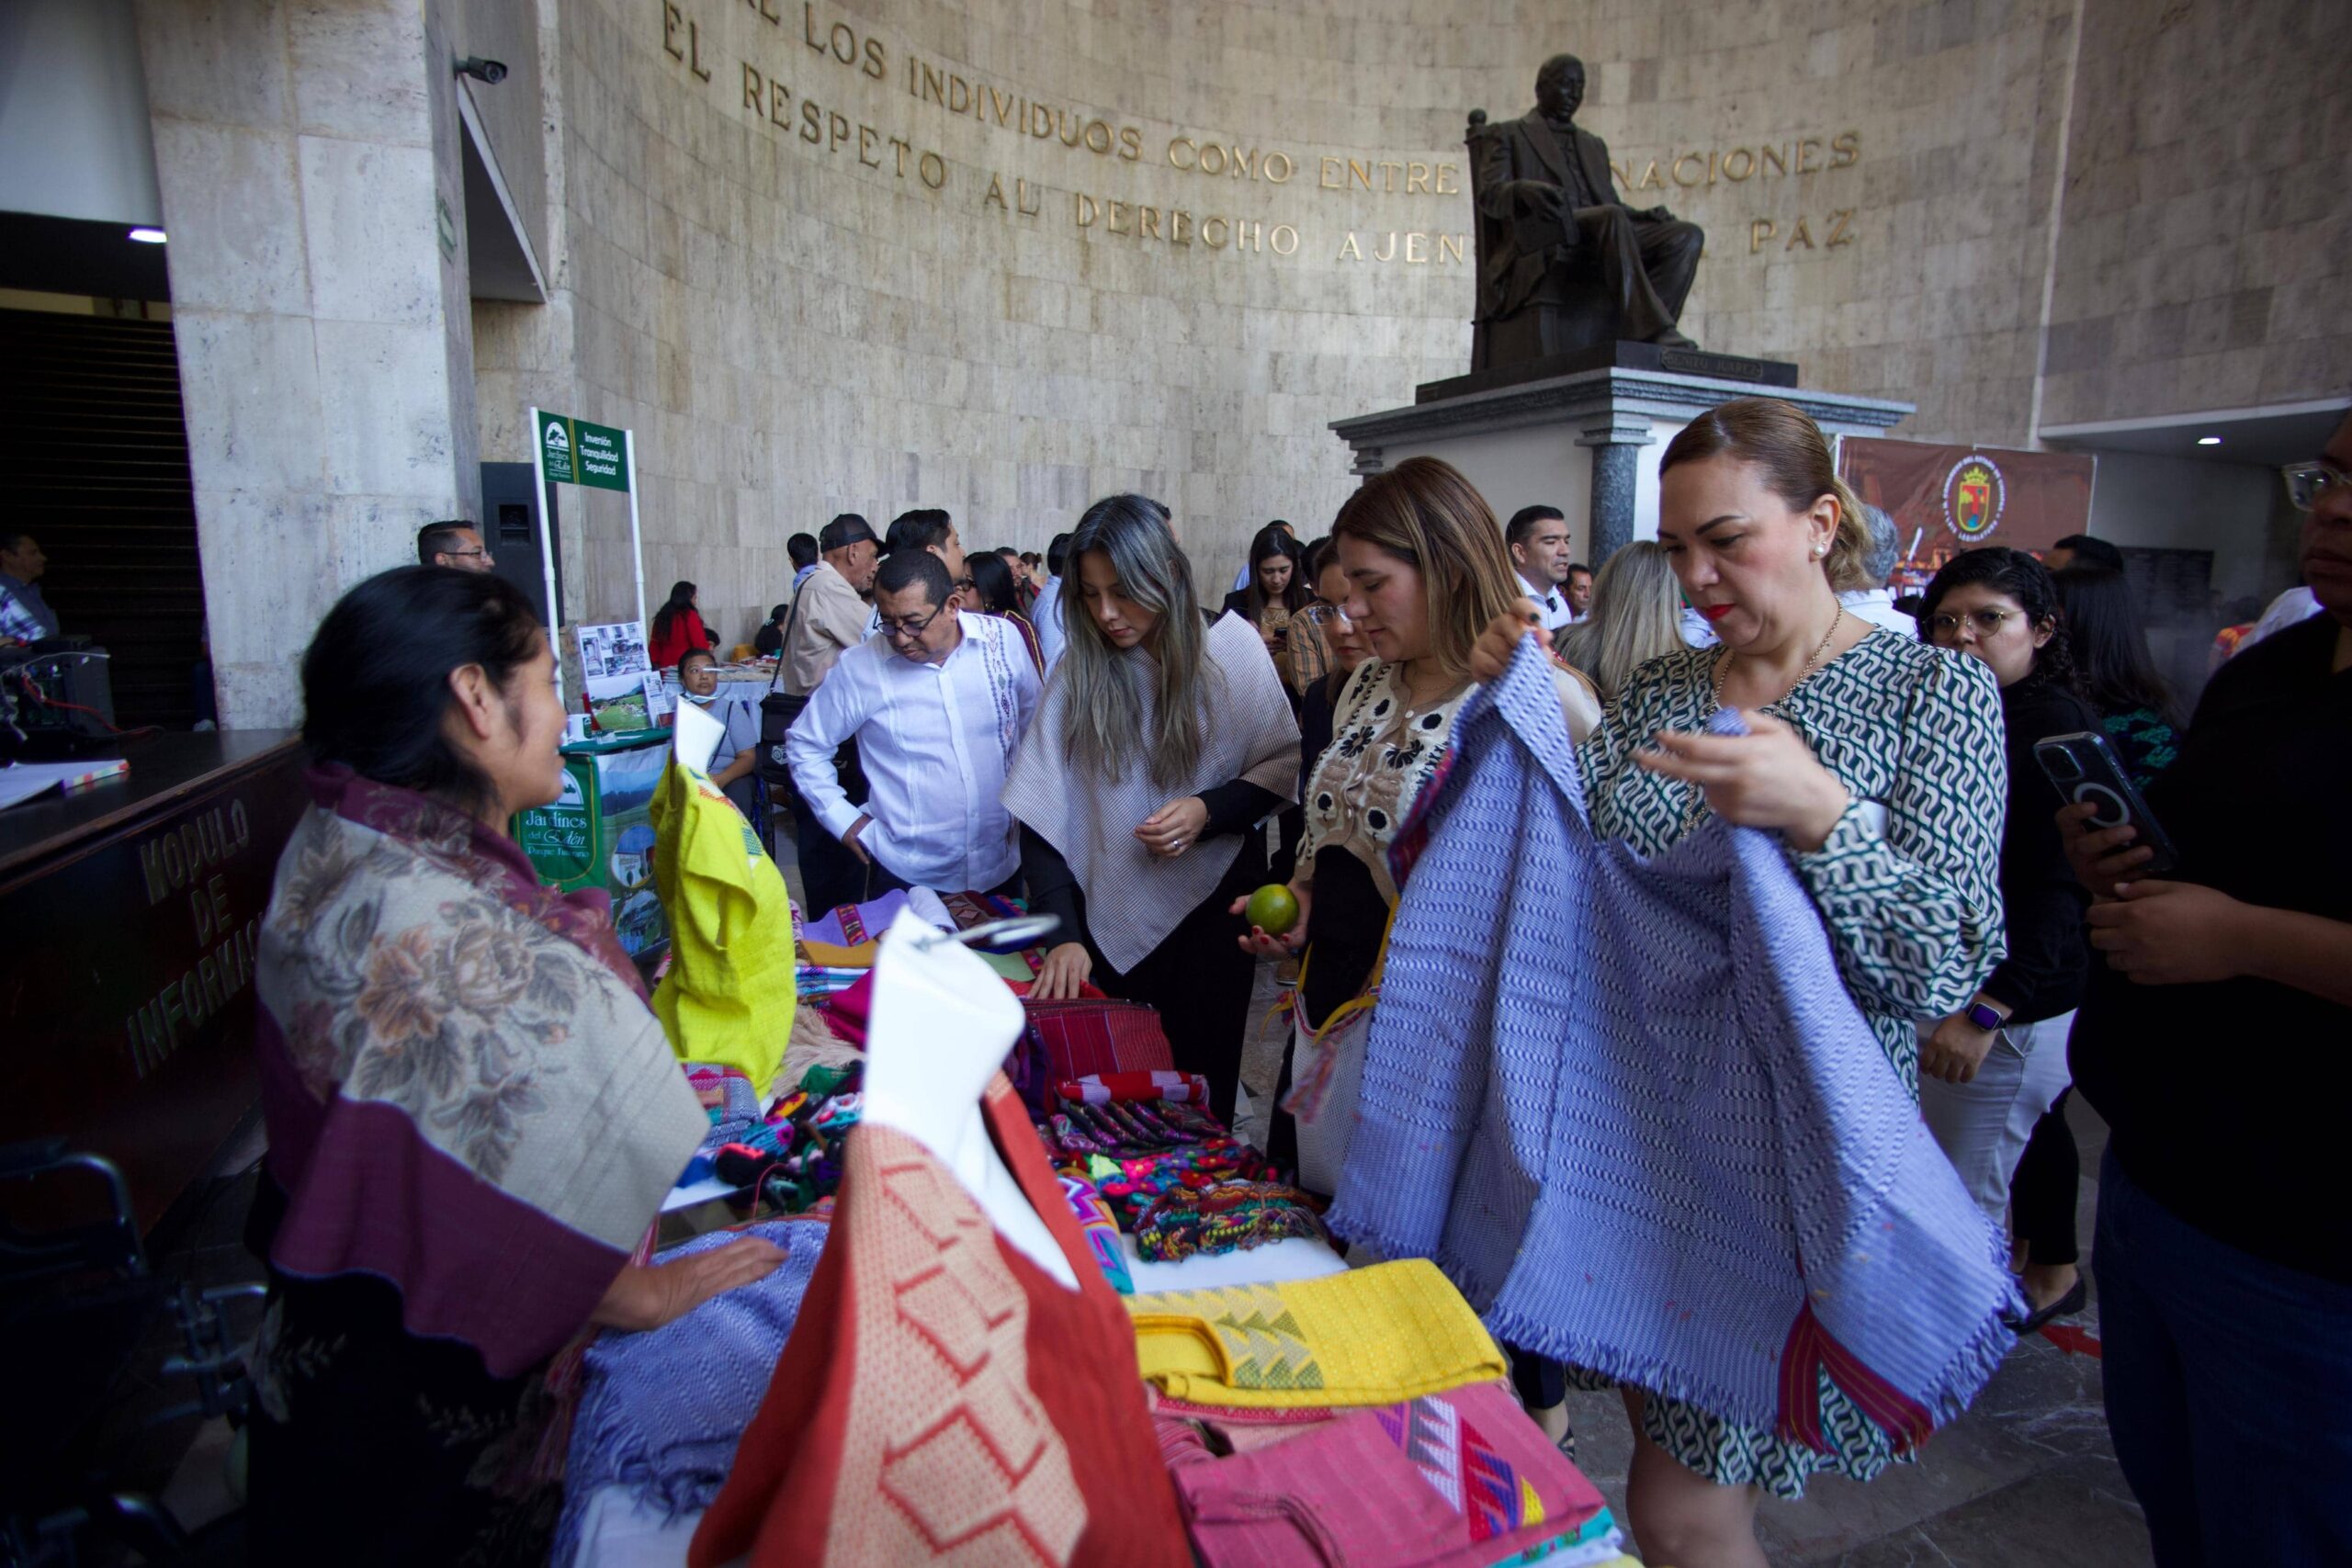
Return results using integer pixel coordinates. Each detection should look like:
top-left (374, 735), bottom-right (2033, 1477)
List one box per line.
top-left (1238, 457), bottom-right (1601, 1195)
top-left (249, 569), bottom-right (782, 1564)
top-left (1474, 399), bottom-right (2006, 1567)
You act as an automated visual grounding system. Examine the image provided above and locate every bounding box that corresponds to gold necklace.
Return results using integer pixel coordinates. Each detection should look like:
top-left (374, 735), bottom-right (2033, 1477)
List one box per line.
top-left (1683, 607), bottom-right (1846, 833)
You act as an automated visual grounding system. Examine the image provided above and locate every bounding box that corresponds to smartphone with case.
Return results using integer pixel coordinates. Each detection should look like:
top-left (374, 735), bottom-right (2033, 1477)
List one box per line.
top-left (2032, 731), bottom-right (2178, 877)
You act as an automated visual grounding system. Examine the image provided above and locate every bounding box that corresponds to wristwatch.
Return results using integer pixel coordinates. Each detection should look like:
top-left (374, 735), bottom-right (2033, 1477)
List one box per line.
top-left (1964, 1001), bottom-right (2004, 1032)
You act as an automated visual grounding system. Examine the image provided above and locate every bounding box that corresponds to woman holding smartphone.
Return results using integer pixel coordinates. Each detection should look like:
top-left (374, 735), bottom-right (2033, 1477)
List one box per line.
top-left (1915, 547), bottom-right (2100, 1330)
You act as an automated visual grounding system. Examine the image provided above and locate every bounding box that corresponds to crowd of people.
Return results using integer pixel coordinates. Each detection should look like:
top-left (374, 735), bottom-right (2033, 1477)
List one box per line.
top-left (233, 395), bottom-right (2351, 1566)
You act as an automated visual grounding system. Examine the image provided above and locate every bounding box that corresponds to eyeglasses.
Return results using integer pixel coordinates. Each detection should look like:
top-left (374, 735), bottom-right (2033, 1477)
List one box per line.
top-left (877, 605), bottom-right (946, 640)
top-left (446, 547), bottom-right (493, 564)
top-left (2281, 461), bottom-right (2350, 512)
top-left (1926, 607), bottom-right (2019, 639)
top-left (1302, 602), bottom-right (1352, 628)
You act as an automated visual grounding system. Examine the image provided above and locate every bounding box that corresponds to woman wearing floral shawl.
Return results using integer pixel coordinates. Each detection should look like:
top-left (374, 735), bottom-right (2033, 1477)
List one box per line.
top-left (246, 569), bottom-right (782, 1564)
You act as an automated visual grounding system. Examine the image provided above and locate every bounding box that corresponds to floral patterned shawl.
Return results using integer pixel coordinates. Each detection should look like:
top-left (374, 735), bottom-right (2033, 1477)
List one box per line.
top-left (254, 767), bottom-right (707, 1378)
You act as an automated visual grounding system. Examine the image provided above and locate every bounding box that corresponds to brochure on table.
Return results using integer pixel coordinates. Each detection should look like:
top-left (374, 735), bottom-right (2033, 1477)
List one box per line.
top-left (575, 618), bottom-right (665, 732)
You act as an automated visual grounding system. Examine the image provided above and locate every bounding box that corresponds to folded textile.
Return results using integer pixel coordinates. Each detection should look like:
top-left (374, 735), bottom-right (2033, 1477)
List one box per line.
top-left (709, 1062), bottom-right (865, 1213)
top-left (1057, 1070), bottom-right (1215, 1106)
top-left (1061, 1173), bottom-right (1136, 1293)
top-left (1132, 1181), bottom-right (1325, 1263)
top-left (797, 889), bottom-right (913, 948)
top-left (1328, 639), bottom-right (2018, 1454)
top-left (1022, 997), bottom-right (1177, 1089)
top-left (795, 965), bottom-right (868, 996)
top-left (1166, 1382), bottom-right (1607, 1568)
top-left (937, 887), bottom-right (1032, 948)
top-left (689, 1080), bottom-right (1188, 1567)
top-left (682, 1065), bottom-right (765, 1171)
top-left (1092, 1142), bottom-right (1272, 1224)
top-left (554, 1219), bottom-right (830, 1568)
top-left (1046, 1098), bottom-right (1228, 1157)
top-left (799, 937), bottom-right (877, 968)
top-left (1125, 1259), bottom-right (1505, 1410)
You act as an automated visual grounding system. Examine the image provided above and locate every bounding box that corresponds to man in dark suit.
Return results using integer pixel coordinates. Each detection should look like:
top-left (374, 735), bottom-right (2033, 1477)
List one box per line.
top-left (1472, 54), bottom-right (1703, 358)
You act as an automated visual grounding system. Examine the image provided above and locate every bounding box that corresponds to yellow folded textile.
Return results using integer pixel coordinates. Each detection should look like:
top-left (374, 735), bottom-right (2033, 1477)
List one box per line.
top-left (649, 760), bottom-right (797, 1092)
top-left (797, 936), bottom-right (877, 968)
top-left (1124, 1258), bottom-right (1505, 1409)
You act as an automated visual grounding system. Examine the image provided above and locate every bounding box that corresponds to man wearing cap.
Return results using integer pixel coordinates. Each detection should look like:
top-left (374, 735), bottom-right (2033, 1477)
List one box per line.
top-left (783, 513), bottom-right (880, 697)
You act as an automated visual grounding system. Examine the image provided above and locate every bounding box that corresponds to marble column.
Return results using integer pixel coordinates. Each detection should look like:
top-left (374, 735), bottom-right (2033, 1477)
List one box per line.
top-left (1577, 414), bottom-right (1655, 568)
top-left (134, 0), bottom-right (482, 728)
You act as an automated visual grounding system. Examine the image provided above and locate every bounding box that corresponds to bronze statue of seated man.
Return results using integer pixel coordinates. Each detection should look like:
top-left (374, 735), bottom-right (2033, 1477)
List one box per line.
top-left (1470, 54), bottom-right (1705, 368)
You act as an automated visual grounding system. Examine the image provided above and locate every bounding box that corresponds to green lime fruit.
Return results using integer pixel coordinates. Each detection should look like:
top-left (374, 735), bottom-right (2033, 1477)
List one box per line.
top-left (1245, 884), bottom-right (1299, 936)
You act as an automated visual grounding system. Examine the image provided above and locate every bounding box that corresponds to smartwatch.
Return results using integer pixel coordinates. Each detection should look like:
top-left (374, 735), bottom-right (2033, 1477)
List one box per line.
top-left (1964, 1001), bottom-right (2003, 1032)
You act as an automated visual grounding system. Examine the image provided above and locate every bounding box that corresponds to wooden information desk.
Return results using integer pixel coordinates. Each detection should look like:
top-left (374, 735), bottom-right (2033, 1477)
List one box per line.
top-left (0, 731), bottom-right (309, 1229)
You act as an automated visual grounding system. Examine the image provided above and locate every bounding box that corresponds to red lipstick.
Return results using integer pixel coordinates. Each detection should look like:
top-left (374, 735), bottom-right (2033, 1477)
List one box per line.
top-left (1699, 604), bottom-right (1735, 622)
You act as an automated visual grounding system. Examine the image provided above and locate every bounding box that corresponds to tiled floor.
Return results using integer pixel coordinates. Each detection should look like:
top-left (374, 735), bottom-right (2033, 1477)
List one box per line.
top-left (115, 819), bottom-right (2152, 1564)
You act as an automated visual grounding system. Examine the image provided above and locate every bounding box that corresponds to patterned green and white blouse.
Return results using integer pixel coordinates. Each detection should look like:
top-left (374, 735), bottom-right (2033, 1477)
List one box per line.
top-left (1580, 626), bottom-right (2007, 1097)
top-left (1567, 624), bottom-right (2008, 1499)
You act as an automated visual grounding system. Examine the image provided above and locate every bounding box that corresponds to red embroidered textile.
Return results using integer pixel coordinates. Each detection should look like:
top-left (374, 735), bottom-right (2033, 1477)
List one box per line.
top-left (690, 1078), bottom-right (1187, 1567)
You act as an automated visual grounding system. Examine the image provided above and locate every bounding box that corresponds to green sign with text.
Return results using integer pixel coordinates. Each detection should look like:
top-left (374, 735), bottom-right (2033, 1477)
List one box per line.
top-left (535, 409), bottom-right (631, 492)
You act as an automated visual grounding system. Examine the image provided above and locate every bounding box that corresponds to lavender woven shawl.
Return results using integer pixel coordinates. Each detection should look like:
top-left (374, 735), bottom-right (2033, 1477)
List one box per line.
top-left (1326, 640), bottom-right (2019, 1452)
top-left (554, 1218), bottom-right (831, 1566)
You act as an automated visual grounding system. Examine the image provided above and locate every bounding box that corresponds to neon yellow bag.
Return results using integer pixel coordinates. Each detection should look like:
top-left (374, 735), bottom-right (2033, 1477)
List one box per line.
top-left (649, 758), bottom-right (796, 1091)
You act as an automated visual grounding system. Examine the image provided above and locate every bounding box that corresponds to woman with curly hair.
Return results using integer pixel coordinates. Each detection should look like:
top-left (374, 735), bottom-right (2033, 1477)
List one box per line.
top-left (1916, 545), bottom-right (2100, 1331)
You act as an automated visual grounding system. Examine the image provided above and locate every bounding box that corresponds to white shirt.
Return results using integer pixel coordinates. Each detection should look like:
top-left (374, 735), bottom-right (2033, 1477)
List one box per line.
top-left (1031, 576), bottom-right (1067, 671)
top-left (1838, 587), bottom-right (1920, 638)
top-left (1520, 571), bottom-right (1575, 632)
top-left (786, 614), bottom-right (1041, 892)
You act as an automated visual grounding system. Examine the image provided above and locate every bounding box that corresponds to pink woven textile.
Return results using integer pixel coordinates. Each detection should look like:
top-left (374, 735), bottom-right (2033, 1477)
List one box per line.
top-left (1166, 1382), bottom-right (1604, 1568)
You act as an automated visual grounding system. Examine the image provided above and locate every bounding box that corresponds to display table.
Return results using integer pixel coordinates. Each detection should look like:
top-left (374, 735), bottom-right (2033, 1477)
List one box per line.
top-left (0, 730), bottom-right (308, 1227)
top-left (570, 1235), bottom-right (1352, 1568)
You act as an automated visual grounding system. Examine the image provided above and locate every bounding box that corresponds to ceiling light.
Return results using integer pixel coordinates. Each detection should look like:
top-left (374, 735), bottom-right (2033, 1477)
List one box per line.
top-left (128, 227), bottom-right (166, 244)
top-left (2196, 435), bottom-right (2221, 446)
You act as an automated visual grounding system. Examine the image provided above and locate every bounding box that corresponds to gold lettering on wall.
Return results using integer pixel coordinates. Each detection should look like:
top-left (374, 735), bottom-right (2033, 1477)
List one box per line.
top-left (1336, 231), bottom-right (1467, 265)
top-left (665, 5), bottom-right (1869, 267)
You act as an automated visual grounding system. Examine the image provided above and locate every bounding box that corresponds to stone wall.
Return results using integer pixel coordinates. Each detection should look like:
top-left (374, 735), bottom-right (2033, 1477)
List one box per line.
top-left (137, 0), bottom-right (483, 728)
top-left (2039, 0), bottom-right (2351, 427)
top-left (505, 0), bottom-right (2145, 644)
top-left (149, 0), bottom-right (2346, 678)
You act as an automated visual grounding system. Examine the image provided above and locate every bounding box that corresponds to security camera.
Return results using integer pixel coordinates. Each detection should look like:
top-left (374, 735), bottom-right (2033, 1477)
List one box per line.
top-left (457, 57), bottom-right (507, 85)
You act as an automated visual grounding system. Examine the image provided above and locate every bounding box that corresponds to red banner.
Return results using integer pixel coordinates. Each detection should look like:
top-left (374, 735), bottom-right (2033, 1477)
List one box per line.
top-left (1838, 438), bottom-right (2097, 595)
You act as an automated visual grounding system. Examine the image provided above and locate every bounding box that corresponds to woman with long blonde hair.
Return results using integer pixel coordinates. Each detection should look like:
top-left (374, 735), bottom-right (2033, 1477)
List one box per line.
top-left (1553, 540), bottom-right (1689, 704)
top-left (1004, 494), bottom-right (1299, 1122)
top-left (1238, 456), bottom-right (1600, 1191)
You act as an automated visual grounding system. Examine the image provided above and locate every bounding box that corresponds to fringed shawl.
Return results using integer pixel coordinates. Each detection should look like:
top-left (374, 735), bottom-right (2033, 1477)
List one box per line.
top-left (254, 767), bottom-right (707, 1378)
top-left (1002, 612), bottom-right (1298, 971)
top-left (1328, 642), bottom-right (2020, 1455)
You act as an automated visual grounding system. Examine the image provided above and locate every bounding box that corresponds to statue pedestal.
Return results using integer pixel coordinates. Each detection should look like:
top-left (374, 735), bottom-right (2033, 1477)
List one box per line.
top-left (1329, 361), bottom-right (1913, 567)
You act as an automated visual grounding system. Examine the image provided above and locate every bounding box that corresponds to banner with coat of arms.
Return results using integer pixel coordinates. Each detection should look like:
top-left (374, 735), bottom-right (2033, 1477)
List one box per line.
top-left (1838, 438), bottom-right (2097, 595)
